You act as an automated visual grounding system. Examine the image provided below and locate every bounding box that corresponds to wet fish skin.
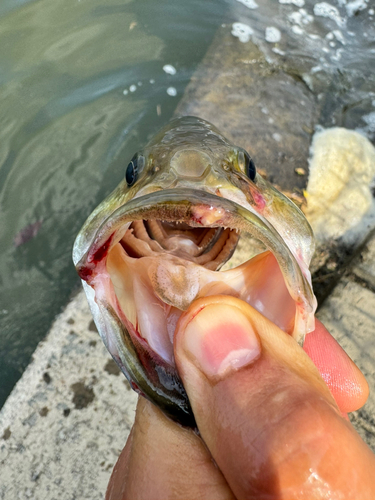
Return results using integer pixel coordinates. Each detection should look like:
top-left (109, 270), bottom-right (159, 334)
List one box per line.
top-left (73, 116), bottom-right (316, 425)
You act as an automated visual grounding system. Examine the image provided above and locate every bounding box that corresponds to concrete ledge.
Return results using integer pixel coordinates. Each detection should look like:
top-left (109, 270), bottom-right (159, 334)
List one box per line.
top-left (317, 230), bottom-right (375, 452)
top-left (0, 291), bottom-right (137, 500)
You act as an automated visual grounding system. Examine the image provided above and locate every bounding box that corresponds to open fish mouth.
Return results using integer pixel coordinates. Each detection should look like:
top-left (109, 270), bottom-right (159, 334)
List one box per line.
top-left (75, 188), bottom-right (316, 426)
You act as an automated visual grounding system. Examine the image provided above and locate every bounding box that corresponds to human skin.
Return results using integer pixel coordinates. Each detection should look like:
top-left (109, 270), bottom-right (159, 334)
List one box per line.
top-left (106, 296), bottom-right (374, 500)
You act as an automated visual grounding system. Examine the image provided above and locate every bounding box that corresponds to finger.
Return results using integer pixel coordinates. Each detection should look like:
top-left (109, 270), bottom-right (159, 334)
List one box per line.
top-left (303, 318), bottom-right (369, 413)
top-left (175, 295), bottom-right (375, 500)
top-left (106, 396), bottom-right (235, 500)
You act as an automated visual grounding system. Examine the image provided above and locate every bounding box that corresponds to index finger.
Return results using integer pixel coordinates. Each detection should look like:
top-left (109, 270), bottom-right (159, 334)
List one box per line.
top-left (303, 318), bottom-right (369, 413)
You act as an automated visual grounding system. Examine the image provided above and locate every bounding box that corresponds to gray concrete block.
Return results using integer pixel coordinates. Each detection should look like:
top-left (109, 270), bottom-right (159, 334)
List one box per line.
top-left (0, 291), bottom-right (137, 500)
top-left (317, 279), bottom-right (375, 451)
top-left (352, 231), bottom-right (375, 291)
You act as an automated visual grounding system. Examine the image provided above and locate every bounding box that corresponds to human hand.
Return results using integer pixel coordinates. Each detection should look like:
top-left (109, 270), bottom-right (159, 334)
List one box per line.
top-left (106, 296), bottom-right (374, 500)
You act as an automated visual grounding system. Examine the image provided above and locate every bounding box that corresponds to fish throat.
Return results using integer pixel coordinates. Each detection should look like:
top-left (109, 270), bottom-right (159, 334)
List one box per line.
top-left (120, 219), bottom-right (239, 269)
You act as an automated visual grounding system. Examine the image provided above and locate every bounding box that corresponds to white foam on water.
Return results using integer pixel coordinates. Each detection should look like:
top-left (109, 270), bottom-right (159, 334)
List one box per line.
top-left (163, 64), bottom-right (176, 75)
top-left (332, 48), bottom-right (343, 61)
top-left (272, 47), bottom-right (286, 55)
top-left (346, 0), bottom-right (368, 17)
top-left (279, 0), bottom-right (305, 7)
top-left (292, 25), bottom-right (304, 35)
top-left (236, 0), bottom-right (258, 9)
top-left (265, 26), bottom-right (281, 43)
top-left (288, 9), bottom-right (313, 26)
top-left (166, 86), bottom-right (177, 96)
top-left (362, 111), bottom-right (375, 132)
top-left (332, 29), bottom-right (346, 44)
top-left (231, 22), bottom-right (254, 43)
top-left (313, 3), bottom-right (345, 27)
top-left (129, 84), bottom-right (137, 92)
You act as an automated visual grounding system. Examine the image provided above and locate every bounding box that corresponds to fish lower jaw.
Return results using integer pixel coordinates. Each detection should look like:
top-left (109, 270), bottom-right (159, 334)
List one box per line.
top-left (103, 236), bottom-right (297, 367)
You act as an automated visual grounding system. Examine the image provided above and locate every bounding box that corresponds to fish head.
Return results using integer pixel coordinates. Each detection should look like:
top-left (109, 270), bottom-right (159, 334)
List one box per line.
top-left (73, 116), bottom-right (316, 426)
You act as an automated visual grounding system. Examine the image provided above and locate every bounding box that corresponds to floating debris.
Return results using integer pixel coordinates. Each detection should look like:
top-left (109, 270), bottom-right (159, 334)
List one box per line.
top-left (163, 64), bottom-right (176, 75)
top-left (346, 0), bottom-right (368, 17)
top-left (313, 3), bottom-right (345, 27)
top-left (236, 0), bottom-right (259, 9)
top-left (231, 22), bottom-right (253, 43)
top-left (265, 27), bottom-right (281, 43)
top-left (166, 86), bottom-right (177, 96)
top-left (14, 220), bottom-right (43, 247)
top-left (279, 0), bottom-right (305, 6)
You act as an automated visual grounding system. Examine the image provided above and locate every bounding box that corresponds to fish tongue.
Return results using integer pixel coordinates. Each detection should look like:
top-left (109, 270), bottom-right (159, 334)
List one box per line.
top-left (150, 251), bottom-right (296, 336)
top-left (149, 256), bottom-right (201, 310)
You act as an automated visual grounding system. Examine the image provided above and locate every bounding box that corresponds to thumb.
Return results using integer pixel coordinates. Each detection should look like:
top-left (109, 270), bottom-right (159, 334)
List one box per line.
top-left (174, 295), bottom-right (375, 500)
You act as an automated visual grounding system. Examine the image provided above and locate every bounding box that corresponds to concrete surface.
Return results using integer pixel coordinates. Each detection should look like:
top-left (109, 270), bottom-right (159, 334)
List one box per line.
top-left (0, 292), bottom-right (137, 500)
top-left (352, 235), bottom-right (375, 292)
top-left (318, 231), bottom-right (375, 451)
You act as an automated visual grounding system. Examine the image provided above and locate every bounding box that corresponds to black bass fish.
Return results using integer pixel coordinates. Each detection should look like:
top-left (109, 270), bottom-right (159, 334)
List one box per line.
top-left (73, 116), bottom-right (316, 426)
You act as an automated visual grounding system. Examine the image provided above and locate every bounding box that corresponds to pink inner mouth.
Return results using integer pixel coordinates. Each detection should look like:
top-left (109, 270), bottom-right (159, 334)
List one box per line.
top-left (90, 219), bottom-right (296, 366)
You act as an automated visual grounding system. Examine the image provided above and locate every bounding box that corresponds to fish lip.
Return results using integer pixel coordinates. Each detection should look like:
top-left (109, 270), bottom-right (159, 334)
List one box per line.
top-left (74, 186), bottom-right (316, 427)
top-left (75, 187), bottom-right (316, 343)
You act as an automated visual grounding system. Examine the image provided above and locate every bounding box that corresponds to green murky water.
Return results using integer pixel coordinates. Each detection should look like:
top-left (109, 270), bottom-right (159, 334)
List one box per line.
top-left (0, 0), bottom-right (225, 406)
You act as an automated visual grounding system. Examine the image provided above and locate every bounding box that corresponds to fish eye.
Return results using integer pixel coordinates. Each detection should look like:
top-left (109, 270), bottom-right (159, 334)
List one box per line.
top-left (244, 152), bottom-right (256, 182)
top-left (126, 155), bottom-right (138, 186)
top-left (238, 150), bottom-right (256, 181)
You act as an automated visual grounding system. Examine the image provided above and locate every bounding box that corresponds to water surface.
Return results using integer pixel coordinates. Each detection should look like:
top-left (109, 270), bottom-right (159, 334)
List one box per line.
top-left (0, 0), bottom-right (225, 406)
